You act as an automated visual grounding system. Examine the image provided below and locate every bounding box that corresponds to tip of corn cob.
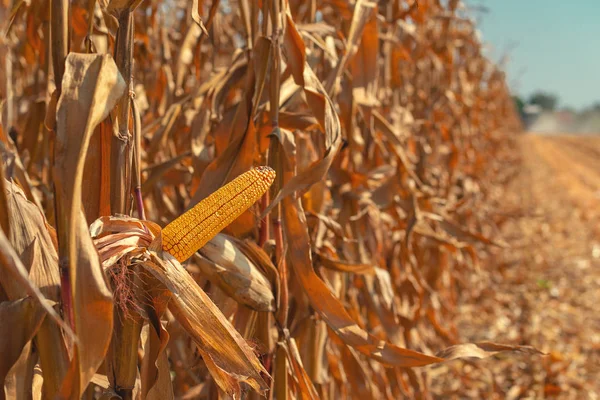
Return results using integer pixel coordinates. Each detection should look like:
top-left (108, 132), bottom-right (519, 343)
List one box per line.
top-left (162, 166), bottom-right (276, 262)
top-left (254, 165), bottom-right (276, 181)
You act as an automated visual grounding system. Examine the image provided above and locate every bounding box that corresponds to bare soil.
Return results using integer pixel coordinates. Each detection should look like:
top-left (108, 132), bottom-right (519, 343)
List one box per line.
top-left (432, 134), bottom-right (600, 399)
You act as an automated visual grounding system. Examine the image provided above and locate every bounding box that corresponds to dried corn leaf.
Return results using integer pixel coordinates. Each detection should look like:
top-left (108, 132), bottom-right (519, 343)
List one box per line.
top-left (53, 53), bottom-right (124, 399)
top-left (317, 252), bottom-right (376, 275)
top-left (140, 251), bottom-right (269, 396)
top-left (2, 181), bottom-right (71, 398)
top-left (141, 319), bottom-right (174, 400)
top-left (265, 61), bottom-right (342, 214)
top-left (4, 180), bottom-right (60, 298)
top-left (0, 297), bottom-right (46, 389)
top-left (0, 228), bottom-right (69, 334)
top-left (282, 196), bottom-right (442, 367)
top-left (349, 3), bottom-right (379, 107)
top-left (436, 342), bottom-right (544, 360)
top-left (0, 156), bottom-right (9, 238)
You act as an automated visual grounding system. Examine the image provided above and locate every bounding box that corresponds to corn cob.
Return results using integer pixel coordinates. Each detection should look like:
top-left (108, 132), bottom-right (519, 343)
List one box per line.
top-left (162, 166), bottom-right (276, 262)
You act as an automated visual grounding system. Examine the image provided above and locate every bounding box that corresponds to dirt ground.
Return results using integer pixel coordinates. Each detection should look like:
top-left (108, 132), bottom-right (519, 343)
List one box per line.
top-left (431, 134), bottom-right (600, 399)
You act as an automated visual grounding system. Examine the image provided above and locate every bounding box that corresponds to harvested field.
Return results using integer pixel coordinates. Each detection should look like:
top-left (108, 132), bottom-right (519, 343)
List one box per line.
top-left (433, 134), bottom-right (600, 398)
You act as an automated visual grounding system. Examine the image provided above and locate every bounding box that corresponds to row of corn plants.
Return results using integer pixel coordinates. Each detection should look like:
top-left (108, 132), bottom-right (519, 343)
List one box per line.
top-left (0, 0), bottom-right (533, 399)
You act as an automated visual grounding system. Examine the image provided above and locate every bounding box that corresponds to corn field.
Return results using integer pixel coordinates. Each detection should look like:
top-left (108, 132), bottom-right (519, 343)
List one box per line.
top-left (0, 0), bottom-right (539, 399)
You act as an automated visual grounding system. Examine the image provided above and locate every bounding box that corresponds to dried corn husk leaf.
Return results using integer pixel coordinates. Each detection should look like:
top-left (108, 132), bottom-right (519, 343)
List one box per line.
top-left (196, 233), bottom-right (275, 312)
top-left (140, 251), bottom-right (269, 396)
top-left (90, 215), bottom-right (161, 268)
top-left (90, 216), bottom-right (271, 395)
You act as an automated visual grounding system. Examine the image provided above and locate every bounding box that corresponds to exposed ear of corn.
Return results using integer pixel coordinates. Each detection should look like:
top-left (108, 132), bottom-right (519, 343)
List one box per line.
top-left (162, 166), bottom-right (276, 262)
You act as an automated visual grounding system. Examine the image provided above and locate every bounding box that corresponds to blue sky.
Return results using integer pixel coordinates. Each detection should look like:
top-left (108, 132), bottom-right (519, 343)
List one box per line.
top-left (473, 0), bottom-right (600, 110)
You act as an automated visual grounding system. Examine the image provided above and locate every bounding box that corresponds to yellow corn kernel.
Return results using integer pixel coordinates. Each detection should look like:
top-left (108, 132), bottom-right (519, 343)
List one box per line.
top-left (162, 166), bottom-right (276, 262)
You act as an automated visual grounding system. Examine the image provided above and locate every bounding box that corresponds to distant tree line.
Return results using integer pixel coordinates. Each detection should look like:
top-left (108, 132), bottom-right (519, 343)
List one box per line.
top-left (513, 91), bottom-right (559, 115)
top-left (514, 91), bottom-right (600, 115)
